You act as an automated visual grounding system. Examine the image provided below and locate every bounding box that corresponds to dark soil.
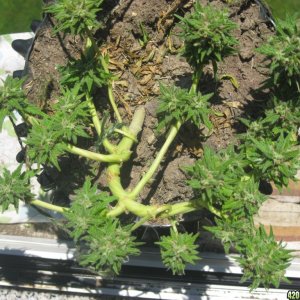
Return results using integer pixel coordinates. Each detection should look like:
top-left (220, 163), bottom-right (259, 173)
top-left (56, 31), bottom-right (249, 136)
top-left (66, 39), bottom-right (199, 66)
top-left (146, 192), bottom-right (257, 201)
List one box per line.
top-left (21, 0), bottom-right (275, 223)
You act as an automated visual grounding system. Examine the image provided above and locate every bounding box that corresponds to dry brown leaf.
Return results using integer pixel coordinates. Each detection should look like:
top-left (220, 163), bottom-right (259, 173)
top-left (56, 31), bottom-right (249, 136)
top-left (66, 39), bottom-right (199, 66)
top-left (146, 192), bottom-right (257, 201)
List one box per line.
top-left (109, 58), bottom-right (124, 70)
top-left (226, 101), bottom-right (242, 109)
top-left (139, 74), bottom-right (152, 85)
top-left (130, 66), bottom-right (140, 75)
top-left (223, 108), bottom-right (232, 119)
top-left (142, 49), bottom-right (156, 63)
top-left (115, 80), bottom-right (129, 88)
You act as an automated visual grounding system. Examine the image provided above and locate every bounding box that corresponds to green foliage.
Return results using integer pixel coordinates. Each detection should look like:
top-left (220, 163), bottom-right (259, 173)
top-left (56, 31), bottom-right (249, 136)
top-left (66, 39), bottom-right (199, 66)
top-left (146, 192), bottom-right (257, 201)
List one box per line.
top-left (26, 117), bottom-right (66, 170)
top-left (44, 0), bottom-right (104, 35)
top-left (0, 0), bottom-right (298, 290)
top-left (95, 111), bottom-right (123, 151)
top-left (26, 85), bottom-right (90, 169)
top-left (242, 133), bottom-right (300, 188)
top-left (156, 229), bottom-right (200, 275)
top-left (238, 95), bottom-right (300, 189)
top-left (0, 76), bottom-right (44, 130)
top-left (0, 166), bottom-right (33, 212)
top-left (59, 52), bottom-right (113, 93)
top-left (265, 97), bottom-right (300, 137)
top-left (205, 217), bottom-right (253, 254)
top-left (207, 218), bottom-right (292, 289)
top-left (185, 146), bottom-right (247, 208)
top-left (176, 2), bottom-right (238, 73)
top-left (65, 179), bottom-right (141, 274)
top-left (186, 146), bottom-right (267, 225)
top-left (138, 22), bottom-right (150, 48)
top-left (157, 84), bottom-right (213, 131)
top-left (80, 220), bottom-right (141, 274)
top-left (51, 85), bottom-right (91, 143)
top-left (64, 179), bottom-right (115, 242)
top-left (237, 226), bottom-right (292, 290)
top-left (0, 0), bottom-right (42, 35)
top-left (222, 177), bottom-right (267, 219)
top-left (257, 15), bottom-right (300, 92)
top-left (240, 97), bottom-right (300, 141)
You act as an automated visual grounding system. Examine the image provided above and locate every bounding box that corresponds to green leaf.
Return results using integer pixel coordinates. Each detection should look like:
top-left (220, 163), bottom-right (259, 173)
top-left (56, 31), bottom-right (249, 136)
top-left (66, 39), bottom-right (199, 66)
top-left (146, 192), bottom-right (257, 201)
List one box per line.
top-left (157, 84), bottom-right (213, 130)
top-left (256, 15), bottom-right (300, 94)
top-left (176, 2), bottom-right (238, 72)
top-left (0, 166), bottom-right (34, 212)
top-left (185, 146), bottom-right (247, 209)
top-left (0, 76), bottom-right (44, 130)
top-left (59, 52), bottom-right (113, 93)
top-left (64, 179), bottom-right (116, 242)
top-left (236, 225), bottom-right (293, 290)
top-left (44, 0), bottom-right (104, 35)
top-left (156, 229), bottom-right (200, 275)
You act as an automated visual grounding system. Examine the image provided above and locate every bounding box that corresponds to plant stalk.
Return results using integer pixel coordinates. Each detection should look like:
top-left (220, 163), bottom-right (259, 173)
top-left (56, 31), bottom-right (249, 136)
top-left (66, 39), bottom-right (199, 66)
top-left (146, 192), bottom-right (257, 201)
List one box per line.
top-left (86, 94), bottom-right (101, 136)
top-left (65, 144), bottom-right (130, 163)
top-left (85, 27), bottom-right (99, 55)
top-left (100, 55), bottom-right (122, 123)
top-left (117, 107), bottom-right (145, 153)
top-left (29, 199), bottom-right (68, 213)
top-left (86, 94), bottom-right (116, 153)
top-left (129, 120), bottom-right (181, 199)
top-left (191, 68), bottom-right (202, 93)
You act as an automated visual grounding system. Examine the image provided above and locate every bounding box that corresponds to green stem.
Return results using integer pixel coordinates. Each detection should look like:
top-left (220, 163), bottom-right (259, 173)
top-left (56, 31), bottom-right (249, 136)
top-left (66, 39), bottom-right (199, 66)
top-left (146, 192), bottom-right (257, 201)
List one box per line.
top-left (212, 60), bottom-right (218, 81)
top-left (65, 144), bottom-right (130, 163)
top-left (106, 163), bottom-right (128, 199)
top-left (29, 199), bottom-right (68, 213)
top-left (85, 27), bottom-right (98, 55)
top-left (127, 72), bottom-right (200, 200)
top-left (117, 107), bottom-right (145, 153)
top-left (191, 68), bottom-right (202, 93)
top-left (100, 55), bottom-right (122, 123)
top-left (160, 201), bottom-right (197, 218)
top-left (114, 128), bottom-right (138, 143)
top-left (108, 83), bottom-right (122, 123)
top-left (105, 108), bottom-right (146, 216)
top-left (205, 203), bottom-right (222, 218)
top-left (106, 163), bottom-right (159, 218)
top-left (22, 113), bottom-right (39, 126)
top-left (131, 215), bottom-right (151, 231)
top-left (103, 139), bottom-right (117, 154)
top-left (171, 221), bottom-right (178, 234)
top-left (108, 198), bottom-right (194, 219)
top-left (107, 203), bottom-right (125, 217)
top-left (106, 164), bottom-right (157, 218)
top-left (129, 120), bottom-right (181, 199)
top-left (86, 94), bottom-right (101, 136)
top-left (86, 94), bottom-right (116, 153)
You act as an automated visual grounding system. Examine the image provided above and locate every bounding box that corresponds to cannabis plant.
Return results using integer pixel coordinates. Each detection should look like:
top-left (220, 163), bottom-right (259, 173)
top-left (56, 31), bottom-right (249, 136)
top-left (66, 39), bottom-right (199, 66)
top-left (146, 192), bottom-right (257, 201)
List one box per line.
top-left (239, 95), bottom-right (300, 188)
top-left (240, 96), bottom-right (300, 141)
top-left (0, 0), bottom-right (296, 291)
top-left (176, 2), bottom-right (238, 81)
top-left (257, 15), bottom-right (300, 94)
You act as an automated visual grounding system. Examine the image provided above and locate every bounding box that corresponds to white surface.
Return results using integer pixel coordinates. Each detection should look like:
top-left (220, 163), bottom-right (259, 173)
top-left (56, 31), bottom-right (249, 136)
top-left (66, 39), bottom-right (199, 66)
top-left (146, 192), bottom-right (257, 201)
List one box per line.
top-left (0, 32), bottom-right (33, 82)
top-left (0, 235), bottom-right (296, 299)
top-left (0, 32), bottom-right (54, 223)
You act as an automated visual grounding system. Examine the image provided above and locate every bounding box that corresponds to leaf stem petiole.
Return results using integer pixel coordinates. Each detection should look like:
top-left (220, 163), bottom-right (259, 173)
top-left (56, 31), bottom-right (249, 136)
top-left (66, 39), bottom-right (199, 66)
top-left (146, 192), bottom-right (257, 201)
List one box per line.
top-left (65, 144), bottom-right (131, 163)
top-left (100, 55), bottom-right (122, 123)
top-left (29, 199), bottom-right (68, 213)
